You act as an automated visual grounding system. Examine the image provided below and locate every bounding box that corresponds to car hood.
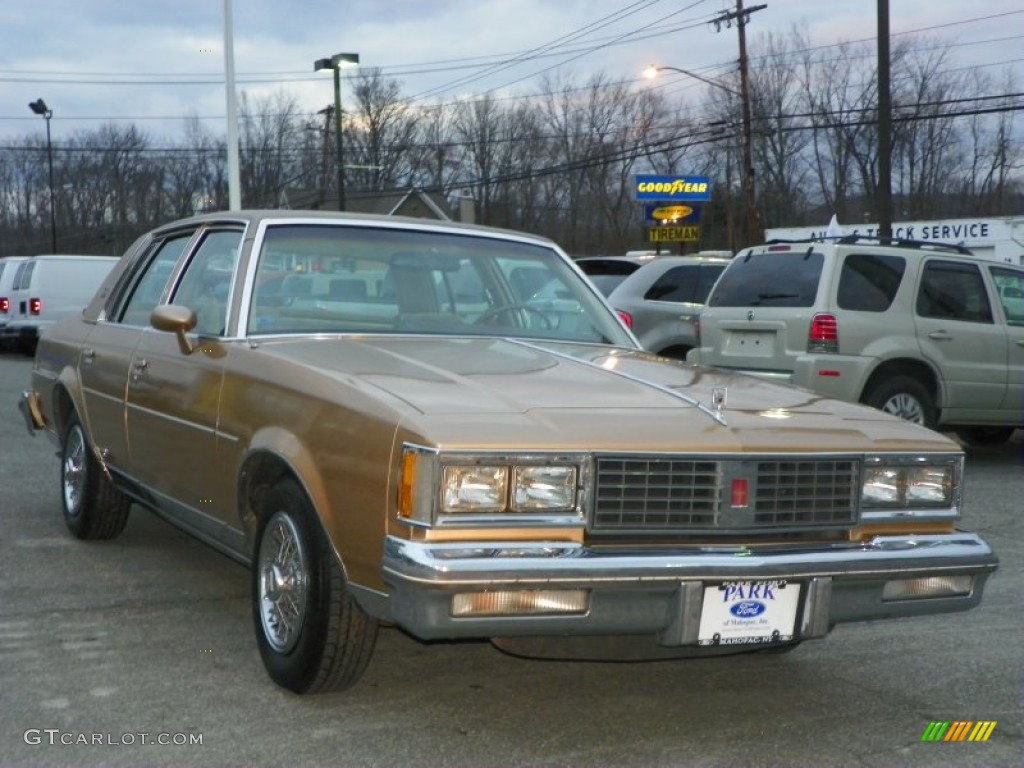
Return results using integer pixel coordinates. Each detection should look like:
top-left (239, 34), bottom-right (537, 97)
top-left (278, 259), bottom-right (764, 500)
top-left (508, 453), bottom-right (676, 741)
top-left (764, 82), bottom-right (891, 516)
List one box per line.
top-left (259, 336), bottom-right (957, 452)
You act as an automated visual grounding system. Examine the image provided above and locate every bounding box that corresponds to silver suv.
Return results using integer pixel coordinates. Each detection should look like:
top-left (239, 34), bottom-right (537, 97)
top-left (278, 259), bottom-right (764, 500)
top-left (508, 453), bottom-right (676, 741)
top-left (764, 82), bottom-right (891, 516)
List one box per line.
top-left (688, 236), bottom-right (1024, 445)
top-left (607, 255), bottom-right (730, 360)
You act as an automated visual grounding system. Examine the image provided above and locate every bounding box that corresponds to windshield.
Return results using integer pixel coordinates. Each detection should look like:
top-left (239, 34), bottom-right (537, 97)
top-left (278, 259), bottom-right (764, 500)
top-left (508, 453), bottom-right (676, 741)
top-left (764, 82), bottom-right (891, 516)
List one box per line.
top-left (246, 223), bottom-right (633, 346)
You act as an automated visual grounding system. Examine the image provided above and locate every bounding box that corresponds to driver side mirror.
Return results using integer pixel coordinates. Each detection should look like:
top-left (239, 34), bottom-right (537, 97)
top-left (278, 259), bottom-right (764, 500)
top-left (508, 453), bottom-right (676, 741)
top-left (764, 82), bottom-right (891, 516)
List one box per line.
top-left (150, 304), bottom-right (198, 355)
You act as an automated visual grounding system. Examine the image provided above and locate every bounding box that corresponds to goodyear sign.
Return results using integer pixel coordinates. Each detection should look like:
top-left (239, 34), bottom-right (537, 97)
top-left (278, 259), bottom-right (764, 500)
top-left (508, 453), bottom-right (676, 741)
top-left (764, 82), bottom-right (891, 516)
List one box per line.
top-left (645, 204), bottom-right (701, 226)
top-left (648, 226), bottom-right (701, 243)
top-left (635, 175), bottom-right (711, 202)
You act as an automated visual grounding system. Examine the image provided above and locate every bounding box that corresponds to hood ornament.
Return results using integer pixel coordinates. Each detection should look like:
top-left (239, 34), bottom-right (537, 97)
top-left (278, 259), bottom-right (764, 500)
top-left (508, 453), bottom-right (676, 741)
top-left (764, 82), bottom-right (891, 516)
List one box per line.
top-left (711, 387), bottom-right (727, 412)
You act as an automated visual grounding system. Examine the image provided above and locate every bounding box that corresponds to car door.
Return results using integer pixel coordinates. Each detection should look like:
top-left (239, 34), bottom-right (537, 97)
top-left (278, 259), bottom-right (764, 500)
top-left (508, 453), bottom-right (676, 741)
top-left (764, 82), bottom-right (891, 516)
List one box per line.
top-left (914, 259), bottom-right (1008, 418)
top-left (125, 227), bottom-right (244, 539)
top-left (988, 265), bottom-right (1024, 415)
top-left (77, 235), bottom-right (193, 470)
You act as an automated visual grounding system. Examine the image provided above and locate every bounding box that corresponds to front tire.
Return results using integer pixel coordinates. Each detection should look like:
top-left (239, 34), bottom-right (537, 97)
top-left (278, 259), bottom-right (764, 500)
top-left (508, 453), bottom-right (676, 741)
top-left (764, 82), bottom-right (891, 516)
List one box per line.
top-left (61, 415), bottom-right (131, 540)
top-left (252, 479), bottom-right (378, 694)
top-left (956, 426), bottom-right (1016, 446)
top-left (863, 376), bottom-right (937, 429)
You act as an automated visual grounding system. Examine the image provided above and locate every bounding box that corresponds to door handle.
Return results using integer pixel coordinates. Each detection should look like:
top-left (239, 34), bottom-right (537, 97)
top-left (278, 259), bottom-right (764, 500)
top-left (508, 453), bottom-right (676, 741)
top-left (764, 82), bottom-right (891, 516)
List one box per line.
top-left (81, 348), bottom-right (95, 364)
top-left (927, 331), bottom-right (953, 341)
top-left (1016, 339), bottom-right (1024, 348)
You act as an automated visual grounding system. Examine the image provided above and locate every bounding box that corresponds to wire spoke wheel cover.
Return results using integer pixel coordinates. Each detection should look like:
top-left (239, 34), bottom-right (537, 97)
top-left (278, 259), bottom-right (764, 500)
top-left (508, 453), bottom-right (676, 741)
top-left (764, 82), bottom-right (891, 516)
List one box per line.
top-left (62, 424), bottom-right (87, 517)
top-left (258, 511), bottom-right (309, 654)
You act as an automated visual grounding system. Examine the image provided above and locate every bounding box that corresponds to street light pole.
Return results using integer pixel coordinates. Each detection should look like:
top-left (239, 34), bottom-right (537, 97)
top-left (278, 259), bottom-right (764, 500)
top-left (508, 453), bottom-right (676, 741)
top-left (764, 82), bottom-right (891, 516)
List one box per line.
top-left (314, 53), bottom-right (359, 211)
top-left (28, 98), bottom-right (56, 253)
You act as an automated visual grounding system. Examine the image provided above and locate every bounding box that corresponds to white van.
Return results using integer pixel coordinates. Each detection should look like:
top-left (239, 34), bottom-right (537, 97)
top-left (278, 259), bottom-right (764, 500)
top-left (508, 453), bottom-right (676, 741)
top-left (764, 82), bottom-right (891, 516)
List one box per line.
top-left (2, 254), bottom-right (121, 354)
top-left (0, 257), bottom-right (30, 348)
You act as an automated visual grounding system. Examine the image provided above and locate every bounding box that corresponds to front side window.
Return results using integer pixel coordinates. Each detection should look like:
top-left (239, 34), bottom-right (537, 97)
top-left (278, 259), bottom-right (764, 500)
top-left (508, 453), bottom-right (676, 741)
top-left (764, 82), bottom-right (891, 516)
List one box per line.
top-left (916, 261), bottom-right (992, 324)
top-left (708, 250), bottom-right (823, 307)
top-left (837, 253), bottom-right (905, 312)
top-left (170, 229), bottom-right (244, 336)
top-left (246, 224), bottom-right (632, 346)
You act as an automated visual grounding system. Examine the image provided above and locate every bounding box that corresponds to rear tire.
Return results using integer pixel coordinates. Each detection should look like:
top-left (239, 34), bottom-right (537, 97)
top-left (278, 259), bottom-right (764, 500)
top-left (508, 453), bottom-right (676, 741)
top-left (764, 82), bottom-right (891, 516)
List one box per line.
top-left (252, 479), bottom-right (378, 694)
top-left (60, 415), bottom-right (131, 540)
top-left (863, 376), bottom-right (937, 429)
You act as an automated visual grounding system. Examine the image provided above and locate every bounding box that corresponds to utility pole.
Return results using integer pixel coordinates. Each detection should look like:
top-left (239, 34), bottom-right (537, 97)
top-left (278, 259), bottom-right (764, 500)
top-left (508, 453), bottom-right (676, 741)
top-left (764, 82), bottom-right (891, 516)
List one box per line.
top-left (877, 0), bottom-right (893, 239)
top-left (712, 1), bottom-right (766, 248)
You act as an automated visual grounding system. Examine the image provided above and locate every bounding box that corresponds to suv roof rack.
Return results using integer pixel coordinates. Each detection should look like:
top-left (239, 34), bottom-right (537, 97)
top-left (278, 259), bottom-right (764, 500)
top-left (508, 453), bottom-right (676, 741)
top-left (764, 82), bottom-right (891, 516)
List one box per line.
top-left (762, 234), bottom-right (973, 256)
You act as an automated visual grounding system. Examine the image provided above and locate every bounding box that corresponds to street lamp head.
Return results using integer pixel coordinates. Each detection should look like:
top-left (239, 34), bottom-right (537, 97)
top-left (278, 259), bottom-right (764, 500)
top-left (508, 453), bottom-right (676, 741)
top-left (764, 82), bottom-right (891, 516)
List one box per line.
top-left (314, 52), bottom-right (360, 72)
top-left (640, 64), bottom-right (739, 96)
top-left (29, 98), bottom-right (51, 117)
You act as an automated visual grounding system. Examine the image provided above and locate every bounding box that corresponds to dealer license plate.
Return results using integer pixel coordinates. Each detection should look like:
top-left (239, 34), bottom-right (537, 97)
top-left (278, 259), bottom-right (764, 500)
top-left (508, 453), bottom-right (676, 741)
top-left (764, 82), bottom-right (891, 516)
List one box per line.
top-left (697, 580), bottom-right (800, 646)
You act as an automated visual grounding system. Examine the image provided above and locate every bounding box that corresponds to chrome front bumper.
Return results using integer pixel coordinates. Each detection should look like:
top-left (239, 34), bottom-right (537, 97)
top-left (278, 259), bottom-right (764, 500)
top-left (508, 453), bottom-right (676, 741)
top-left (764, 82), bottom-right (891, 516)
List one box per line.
top-left (380, 533), bottom-right (997, 643)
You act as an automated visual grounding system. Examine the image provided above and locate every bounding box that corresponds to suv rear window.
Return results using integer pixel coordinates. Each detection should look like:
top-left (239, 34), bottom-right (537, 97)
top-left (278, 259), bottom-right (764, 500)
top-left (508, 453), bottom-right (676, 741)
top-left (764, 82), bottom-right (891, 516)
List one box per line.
top-left (708, 251), bottom-right (823, 307)
top-left (836, 253), bottom-right (905, 312)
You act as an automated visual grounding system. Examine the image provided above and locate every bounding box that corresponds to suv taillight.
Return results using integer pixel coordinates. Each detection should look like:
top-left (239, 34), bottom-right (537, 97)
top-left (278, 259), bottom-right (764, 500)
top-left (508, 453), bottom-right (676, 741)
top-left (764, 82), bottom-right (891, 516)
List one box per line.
top-left (808, 313), bottom-right (838, 353)
top-left (29, 297), bottom-right (42, 316)
top-left (0, 297), bottom-right (8, 313)
top-left (616, 310), bottom-right (633, 329)
top-left (694, 315), bottom-right (701, 346)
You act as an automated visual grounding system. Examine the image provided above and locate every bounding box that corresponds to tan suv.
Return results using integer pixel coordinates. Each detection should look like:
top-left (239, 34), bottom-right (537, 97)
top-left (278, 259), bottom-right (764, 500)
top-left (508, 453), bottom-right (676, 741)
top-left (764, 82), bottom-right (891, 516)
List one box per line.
top-left (689, 236), bottom-right (1024, 445)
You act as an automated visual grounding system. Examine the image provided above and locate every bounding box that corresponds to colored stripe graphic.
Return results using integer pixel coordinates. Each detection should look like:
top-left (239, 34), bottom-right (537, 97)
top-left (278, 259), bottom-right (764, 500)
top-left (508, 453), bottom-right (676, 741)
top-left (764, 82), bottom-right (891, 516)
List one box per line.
top-left (968, 722), bottom-right (997, 741)
top-left (921, 721), bottom-right (996, 742)
top-left (945, 721), bottom-right (973, 741)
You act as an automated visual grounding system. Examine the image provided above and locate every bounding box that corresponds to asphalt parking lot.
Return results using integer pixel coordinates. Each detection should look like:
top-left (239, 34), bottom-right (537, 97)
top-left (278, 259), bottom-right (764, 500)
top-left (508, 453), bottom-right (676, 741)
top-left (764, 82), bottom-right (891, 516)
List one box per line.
top-left (0, 353), bottom-right (1020, 767)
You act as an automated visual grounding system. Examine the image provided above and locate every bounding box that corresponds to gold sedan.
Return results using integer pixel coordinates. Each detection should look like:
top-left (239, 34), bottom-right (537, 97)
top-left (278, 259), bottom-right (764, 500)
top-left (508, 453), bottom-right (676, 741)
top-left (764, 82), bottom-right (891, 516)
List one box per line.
top-left (22, 211), bottom-right (997, 694)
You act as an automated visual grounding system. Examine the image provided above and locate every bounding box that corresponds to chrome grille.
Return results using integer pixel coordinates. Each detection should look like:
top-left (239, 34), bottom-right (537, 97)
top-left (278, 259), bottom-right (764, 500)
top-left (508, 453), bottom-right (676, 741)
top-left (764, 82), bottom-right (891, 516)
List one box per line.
top-left (753, 459), bottom-right (858, 526)
top-left (592, 456), bottom-right (859, 533)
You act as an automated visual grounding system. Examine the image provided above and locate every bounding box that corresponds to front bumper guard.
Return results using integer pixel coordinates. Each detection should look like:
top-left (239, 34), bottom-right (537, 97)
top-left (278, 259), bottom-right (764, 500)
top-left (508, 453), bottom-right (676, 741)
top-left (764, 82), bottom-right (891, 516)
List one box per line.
top-left (380, 533), bottom-right (997, 644)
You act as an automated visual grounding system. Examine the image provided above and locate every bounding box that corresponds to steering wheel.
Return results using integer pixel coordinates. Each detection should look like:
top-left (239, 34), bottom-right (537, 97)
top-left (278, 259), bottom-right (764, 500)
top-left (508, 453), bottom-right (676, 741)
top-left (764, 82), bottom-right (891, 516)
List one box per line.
top-left (473, 304), bottom-right (553, 329)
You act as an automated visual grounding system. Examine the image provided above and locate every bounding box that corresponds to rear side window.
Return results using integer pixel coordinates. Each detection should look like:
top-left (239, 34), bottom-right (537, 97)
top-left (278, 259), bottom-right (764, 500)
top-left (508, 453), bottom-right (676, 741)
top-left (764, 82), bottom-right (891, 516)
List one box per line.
top-left (643, 264), bottom-right (726, 304)
top-left (708, 251), bottom-right (823, 307)
top-left (990, 266), bottom-right (1024, 326)
top-left (645, 265), bottom-right (701, 302)
top-left (836, 253), bottom-right (905, 311)
top-left (13, 261), bottom-right (35, 290)
top-left (916, 261), bottom-right (992, 324)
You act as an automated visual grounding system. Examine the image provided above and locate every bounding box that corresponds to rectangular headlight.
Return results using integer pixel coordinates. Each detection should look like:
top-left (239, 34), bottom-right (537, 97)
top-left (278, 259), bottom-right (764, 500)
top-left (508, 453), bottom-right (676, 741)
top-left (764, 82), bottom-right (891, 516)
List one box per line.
top-left (442, 466), bottom-right (507, 513)
top-left (513, 466), bottom-right (577, 511)
top-left (398, 444), bottom-right (587, 527)
top-left (862, 464), bottom-right (953, 507)
top-left (905, 466), bottom-right (952, 503)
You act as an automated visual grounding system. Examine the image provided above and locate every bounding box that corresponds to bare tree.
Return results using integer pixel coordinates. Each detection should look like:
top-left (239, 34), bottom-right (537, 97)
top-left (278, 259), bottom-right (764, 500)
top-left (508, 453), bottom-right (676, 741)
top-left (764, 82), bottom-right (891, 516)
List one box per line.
top-left (346, 68), bottom-right (419, 191)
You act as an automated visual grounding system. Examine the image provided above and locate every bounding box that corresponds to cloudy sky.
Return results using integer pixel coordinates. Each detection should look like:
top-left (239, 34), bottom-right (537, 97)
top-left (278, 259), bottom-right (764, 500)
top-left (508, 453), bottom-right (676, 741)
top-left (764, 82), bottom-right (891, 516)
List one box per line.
top-left (1, 0), bottom-right (1021, 144)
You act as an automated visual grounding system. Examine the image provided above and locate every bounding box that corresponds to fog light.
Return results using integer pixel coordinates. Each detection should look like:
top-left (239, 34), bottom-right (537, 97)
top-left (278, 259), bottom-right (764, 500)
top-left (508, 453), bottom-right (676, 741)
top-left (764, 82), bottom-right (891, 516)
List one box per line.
top-left (882, 575), bottom-right (973, 601)
top-left (451, 589), bottom-right (589, 617)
